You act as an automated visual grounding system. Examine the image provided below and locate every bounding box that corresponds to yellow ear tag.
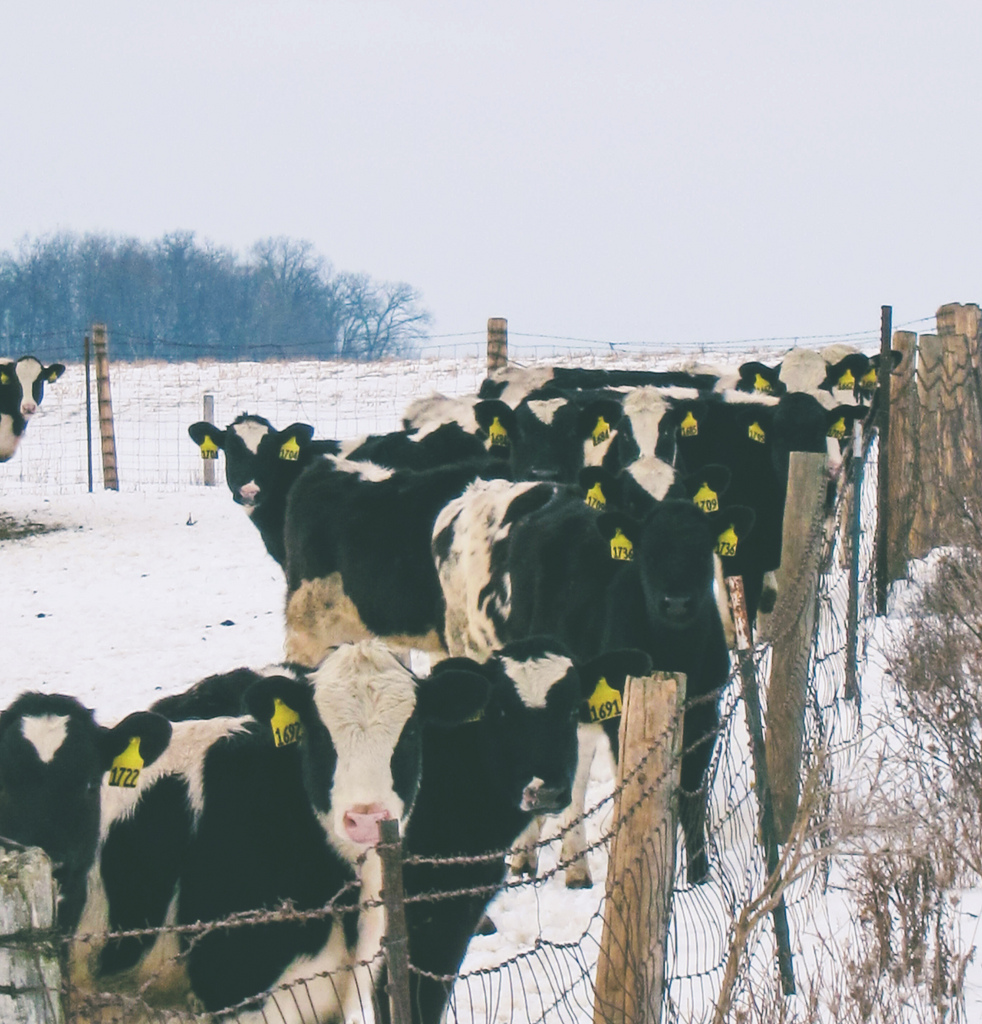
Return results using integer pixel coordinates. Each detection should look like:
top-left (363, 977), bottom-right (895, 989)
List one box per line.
top-left (592, 416), bottom-right (611, 446)
top-left (587, 677), bottom-right (623, 724)
top-left (680, 411), bottom-right (699, 437)
top-left (488, 416), bottom-right (509, 448)
top-left (279, 436), bottom-right (300, 462)
top-left (828, 417), bottom-right (847, 440)
top-left (837, 368), bottom-right (855, 391)
top-left (716, 526), bottom-right (739, 558)
top-left (46, 369), bottom-right (59, 382)
top-left (748, 421), bottom-right (766, 444)
top-left (464, 707), bottom-right (485, 724)
top-left (585, 481), bottom-right (607, 510)
top-left (199, 436), bottom-right (220, 460)
top-left (610, 528), bottom-right (634, 561)
top-left (754, 373), bottom-right (774, 394)
top-left (0, 373), bottom-right (8, 385)
top-left (109, 737), bottom-right (144, 788)
top-left (860, 368), bottom-right (878, 388)
top-left (271, 698), bottom-right (303, 747)
top-left (693, 482), bottom-right (719, 513)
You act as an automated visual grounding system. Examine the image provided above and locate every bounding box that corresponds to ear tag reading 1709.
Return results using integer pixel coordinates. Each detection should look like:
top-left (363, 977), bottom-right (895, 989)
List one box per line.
top-left (692, 483), bottom-right (719, 513)
top-left (592, 416), bottom-right (610, 446)
top-left (828, 417), bottom-right (847, 440)
top-left (860, 368), bottom-right (878, 389)
top-left (271, 698), bottom-right (303, 747)
top-left (836, 369), bottom-right (856, 391)
top-left (199, 436), bottom-right (219, 460)
top-left (279, 436), bottom-right (300, 462)
top-left (587, 677), bottom-right (623, 724)
top-left (488, 416), bottom-right (509, 448)
top-left (748, 421), bottom-right (766, 444)
top-left (109, 737), bottom-right (143, 788)
top-left (680, 411), bottom-right (699, 438)
top-left (716, 526), bottom-right (739, 558)
top-left (585, 482), bottom-right (607, 510)
top-left (610, 528), bottom-right (634, 561)
top-left (754, 373), bottom-right (774, 394)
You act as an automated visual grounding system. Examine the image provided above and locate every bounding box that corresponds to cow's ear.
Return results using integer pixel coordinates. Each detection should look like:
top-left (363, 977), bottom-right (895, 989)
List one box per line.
top-left (826, 404), bottom-right (868, 440)
top-left (824, 354), bottom-right (869, 395)
top-left (709, 506), bottom-right (756, 559)
top-left (575, 399), bottom-right (623, 446)
top-left (579, 649), bottom-right (653, 697)
top-left (44, 363), bottom-right (66, 383)
top-left (578, 466), bottom-right (621, 511)
top-left (415, 667), bottom-right (492, 727)
top-left (0, 363), bottom-right (12, 386)
top-left (275, 423), bottom-right (316, 462)
top-left (244, 675), bottom-right (316, 748)
top-left (737, 361), bottom-right (784, 395)
top-left (100, 712), bottom-right (173, 775)
top-left (681, 464), bottom-right (731, 512)
top-left (474, 400), bottom-right (515, 451)
top-left (188, 422), bottom-right (226, 454)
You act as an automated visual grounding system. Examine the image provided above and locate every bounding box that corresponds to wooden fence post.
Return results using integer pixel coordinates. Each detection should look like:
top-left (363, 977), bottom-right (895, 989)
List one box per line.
top-left (487, 318), bottom-right (508, 372)
top-left (378, 819), bottom-right (412, 1024)
top-left (202, 393), bottom-right (217, 487)
top-left (92, 323), bottom-right (118, 491)
top-left (593, 671), bottom-right (684, 1024)
top-left (910, 334), bottom-right (943, 559)
top-left (875, 305), bottom-right (893, 615)
top-left (0, 846), bottom-right (63, 1023)
top-left (83, 333), bottom-right (93, 494)
top-left (885, 330), bottom-right (917, 584)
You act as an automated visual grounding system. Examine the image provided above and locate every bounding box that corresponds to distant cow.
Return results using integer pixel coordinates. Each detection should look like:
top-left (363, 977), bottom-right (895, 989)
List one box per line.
top-left (0, 357), bottom-right (66, 461)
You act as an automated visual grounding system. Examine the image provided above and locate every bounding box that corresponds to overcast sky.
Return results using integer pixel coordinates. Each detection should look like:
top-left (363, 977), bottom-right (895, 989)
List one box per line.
top-left (2, 1), bottom-right (980, 351)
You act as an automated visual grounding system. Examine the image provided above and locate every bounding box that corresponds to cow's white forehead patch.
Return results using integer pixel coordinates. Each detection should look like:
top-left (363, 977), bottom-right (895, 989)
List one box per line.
top-left (500, 654), bottom-right (574, 709)
top-left (21, 715), bottom-right (69, 763)
top-left (232, 419), bottom-right (271, 454)
top-left (526, 398), bottom-right (566, 426)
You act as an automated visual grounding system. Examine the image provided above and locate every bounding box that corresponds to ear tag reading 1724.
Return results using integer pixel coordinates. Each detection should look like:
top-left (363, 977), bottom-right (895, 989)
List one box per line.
top-left (488, 416), bottom-right (509, 448)
top-left (828, 417), bottom-right (847, 440)
top-left (680, 411), bottom-right (699, 438)
top-left (716, 526), bottom-right (739, 558)
top-left (592, 416), bottom-right (610, 446)
top-left (271, 698), bottom-right (303, 747)
top-left (109, 737), bottom-right (143, 788)
top-left (199, 436), bottom-right (219, 460)
top-left (748, 421), bottom-right (766, 444)
top-left (279, 436), bottom-right (300, 462)
top-left (754, 373), bottom-right (774, 394)
top-left (587, 677), bottom-right (623, 724)
top-left (585, 482), bottom-right (607, 510)
top-left (692, 483), bottom-right (719, 513)
top-left (610, 528), bottom-right (634, 561)
top-left (837, 369), bottom-right (856, 391)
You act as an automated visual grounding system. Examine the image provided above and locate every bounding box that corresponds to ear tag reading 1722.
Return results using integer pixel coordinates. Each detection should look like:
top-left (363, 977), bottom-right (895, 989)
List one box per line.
top-left (716, 526), bottom-right (739, 558)
top-left (837, 369), bottom-right (856, 391)
top-left (488, 416), bottom-right (509, 448)
top-left (754, 373), bottom-right (774, 394)
top-left (610, 528), bottom-right (634, 561)
top-left (692, 483), bottom-right (719, 513)
top-left (585, 482), bottom-right (607, 510)
top-left (271, 698), bottom-right (303, 747)
top-left (680, 411), bottom-right (699, 438)
top-left (109, 737), bottom-right (143, 788)
top-left (748, 421), bottom-right (766, 444)
top-left (828, 417), bottom-right (847, 440)
top-left (592, 416), bottom-right (610, 446)
top-left (587, 677), bottom-right (623, 724)
top-left (199, 436), bottom-right (219, 460)
top-left (279, 436), bottom-right (300, 462)
top-left (860, 368), bottom-right (878, 389)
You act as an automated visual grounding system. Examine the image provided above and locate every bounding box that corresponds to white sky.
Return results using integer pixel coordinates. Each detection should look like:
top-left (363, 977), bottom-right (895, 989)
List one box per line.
top-left (2, 0), bottom-right (980, 349)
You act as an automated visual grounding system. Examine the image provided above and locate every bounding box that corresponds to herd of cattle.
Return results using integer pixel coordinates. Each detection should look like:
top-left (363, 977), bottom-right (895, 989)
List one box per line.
top-left (0, 344), bottom-right (899, 1023)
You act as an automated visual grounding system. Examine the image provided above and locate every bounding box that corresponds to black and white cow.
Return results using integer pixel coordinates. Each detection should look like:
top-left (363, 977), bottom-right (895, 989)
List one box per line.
top-left (0, 357), bottom-right (66, 462)
top-left (282, 456), bottom-right (511, 667)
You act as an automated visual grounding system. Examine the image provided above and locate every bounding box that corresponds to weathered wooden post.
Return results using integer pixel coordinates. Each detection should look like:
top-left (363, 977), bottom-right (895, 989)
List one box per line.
top-left (593, 671), bottom-right (684, 1024)
top-left (378, 819), bottom-right (412, 1024)
top-left (0, 846), bottom-right (63, 1023)
top-left (875, 305), bottom-right (892, 615)
top-left (83, 333), bottom-right (93, 495)
top-left (845, 419), bottom-right (865, 704)
top-left (92, 323), bottom-right (118, 491)
top-left (885, 330), bottom-right (917, 585)
top-left (487, 318), bottom-right (508, 373)
top-left (202, 393), bottom-right (217, 487)
top-left (910, 333), bottom-right (944, 559)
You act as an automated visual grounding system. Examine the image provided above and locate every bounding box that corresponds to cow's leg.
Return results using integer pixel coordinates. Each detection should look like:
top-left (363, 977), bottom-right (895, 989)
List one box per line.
top-left (559, 724), bottom-right (606, 889)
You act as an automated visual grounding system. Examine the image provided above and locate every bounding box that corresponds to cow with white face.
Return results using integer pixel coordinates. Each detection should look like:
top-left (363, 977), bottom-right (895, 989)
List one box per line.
top-left (0, 356), bottom-right (66, 461)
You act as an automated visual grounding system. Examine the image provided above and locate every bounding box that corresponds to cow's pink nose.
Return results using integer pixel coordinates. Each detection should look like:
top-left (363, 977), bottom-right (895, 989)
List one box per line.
top-left (239, 482), bottom-right (260, 503)
top-left (21, 402), bottom-right (37, 417)
top-left (343, 805), bottom-right (391, 846)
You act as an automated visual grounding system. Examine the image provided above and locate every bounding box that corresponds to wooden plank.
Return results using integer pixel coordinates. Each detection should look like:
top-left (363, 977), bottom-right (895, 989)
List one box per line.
top-left (885, 331), bottom-right (917, 584)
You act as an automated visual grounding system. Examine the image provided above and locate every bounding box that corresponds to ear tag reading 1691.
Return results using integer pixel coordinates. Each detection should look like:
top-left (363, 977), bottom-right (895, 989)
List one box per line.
top-left (488, 416), bottom-right (509, 448)
top-left (271, 698), bottom-right (303, 747)
top-left (279, 436), bottom-right (300, 462)
top-left (680, 411), bottom-right (699, 438)
top-left (716, 526), bottom-right (739, 558)
top-left (610, 528), bottom-right (634, 561)
top-left (692, 483), bottom-right (719, 513)
top-left (109, 737), bottom-right (144, 788)
top-left (199, 436), bottom-right (219, 460)
top-left (587, 676), bottom-right (623, 724)
top-left (592, 416), bottom-right (610, 446)
top-left (748, 421), bottom-right (766, 444)
top-left (754, 374), bottom-right (774, 394)
top-left (828, 417), bottom-right (847, 440)
top-left (837, 369), bottom-right (856, 391)
top-left (585, 482), bottom-right (607, 510)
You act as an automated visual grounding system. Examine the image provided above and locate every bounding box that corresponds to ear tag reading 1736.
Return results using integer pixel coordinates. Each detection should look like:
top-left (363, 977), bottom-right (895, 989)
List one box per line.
top-left (488, 416), bottom-right (509, 448)
top-left (585, 481), bottom-right (607, 510)
top-left (748, 421), bottom-right (766, 444)
top-left (109, 737), bottom-right (143, 788)
top-left (279, 436), bottom-right (300, 462)
top-left (828, 417), bottom-right (847, 440)
top-left (680, 411), bottom-right (699, 438)
top-left (199, 436), bottom-right (219, 460)
top-left (716, 526), bottom-right (739, 558)
top-left (587, 677), bottom-right (623, 724)
top-left (692, 482), bottom-right (719, 513)
top-left (610, 528), bottom-right (634, 561)
top-left (592, 416), bottom-right (610, 446)
top-left (837, 369), bottom-right (856, 391)
top-left (271, 698), bottom-right (303, 747)
top-left (754, 373), bottom-right (774, 394)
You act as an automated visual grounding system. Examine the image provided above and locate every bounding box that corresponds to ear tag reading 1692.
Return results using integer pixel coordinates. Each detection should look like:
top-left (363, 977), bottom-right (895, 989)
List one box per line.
top-left (754, 374), bottom-right (774, 394)
top-left (592, 416), bottom-right (610, 446)
top-left (828, 417), bottom-right (847, 440)
top-left (279, 436), bottom-right (300, 462)
top-left (271, 698), bottom-right (303, 747)
top-left (587, 677), bottom-right (623, 724)
top-left (199, 436), bottom-right (219, 460)
top-left (692, 483), bottom-right (719, 513)
top-left (488, 416), bottom-right (509, 448)
top-left (837, 369), bottom-right (856, 391)
top-left (748, 421), bottom-right (766, 444)
top-left (716, 526), bottom-right (739, 558)
top-left (610, 528), bottom-right (634, 561)
top-left (680, 411), bottom-right (699, 438)
top-left (109, 737), bottom-right (143, 788)
top-left (585, 481), bottom-right (607, 510)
